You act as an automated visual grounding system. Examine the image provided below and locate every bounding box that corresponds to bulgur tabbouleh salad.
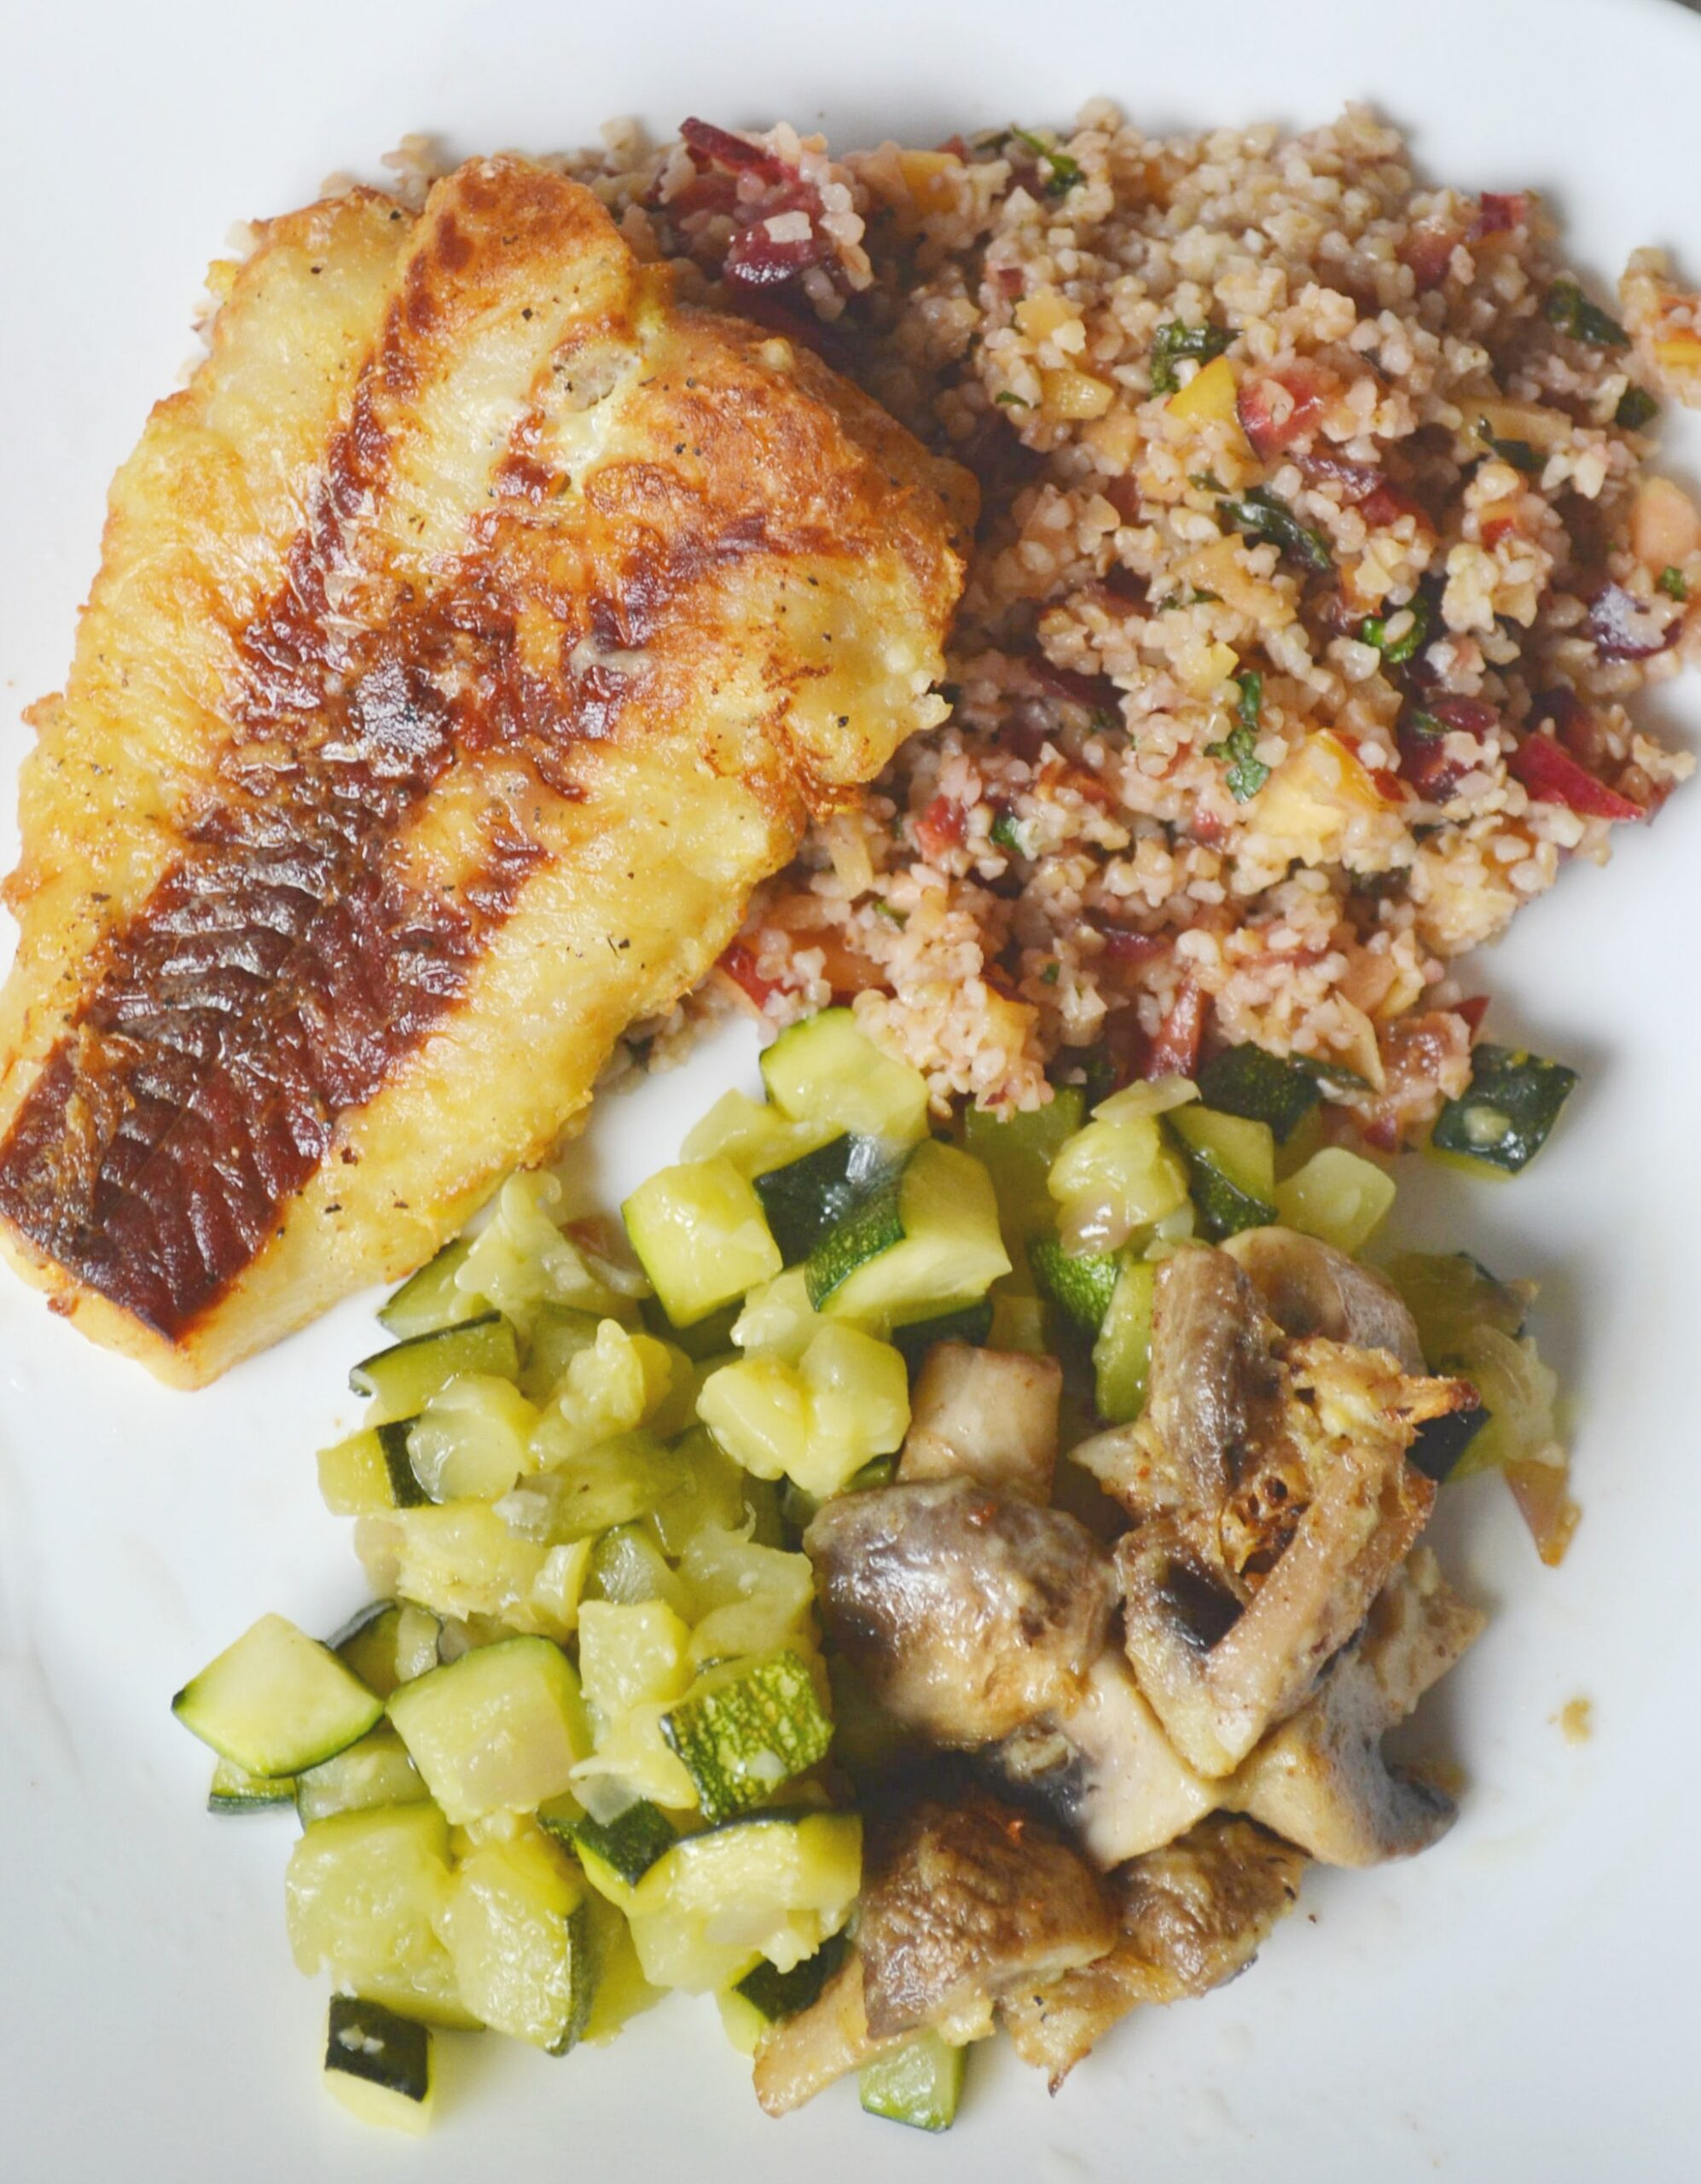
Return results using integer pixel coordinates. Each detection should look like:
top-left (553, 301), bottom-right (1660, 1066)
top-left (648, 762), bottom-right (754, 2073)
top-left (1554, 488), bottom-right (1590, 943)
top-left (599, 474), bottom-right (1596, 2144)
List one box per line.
top-left (508, 105), bottom-right (1696, 1136)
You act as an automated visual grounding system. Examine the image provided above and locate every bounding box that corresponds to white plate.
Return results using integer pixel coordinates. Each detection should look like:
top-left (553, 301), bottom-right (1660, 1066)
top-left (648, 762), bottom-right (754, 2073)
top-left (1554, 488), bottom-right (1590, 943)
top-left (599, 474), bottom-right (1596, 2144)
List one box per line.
top-left (3, 0), bottom-right (1698, 2174)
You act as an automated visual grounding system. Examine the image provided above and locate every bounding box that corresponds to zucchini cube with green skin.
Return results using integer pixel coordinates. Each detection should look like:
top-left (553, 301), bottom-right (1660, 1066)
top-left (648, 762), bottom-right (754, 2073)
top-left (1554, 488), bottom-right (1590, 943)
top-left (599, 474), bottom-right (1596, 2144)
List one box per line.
top-left (1093, 1257), bottom-right (1157, 1424)
top-left (626, 1809), bottom-right (861, 1993)
top-left (1047, 1110), bottom-right (1190, 1254)
top-left (1430, 1044), bottom-right (1577, 1174)
top-left (378, 1234), bottom-right (479, 1340)
top-left (698, 1325), bottom-right (909, 1499)
top-left (963, 1085), bottom-right (1087, 1250)
top-left (404, 1373), bottom-right (538, 1503)
top-left (1168, 1106), bottom-right (1278, 1240)
top-left (623, 1157), bottom-right (782, 1327)
top-left (1274, 1146), bottom-right (1396, 1254)
top-left (1195, 1043), bottom-right (1321, 1143)
top-left (761, 1008), bottom-right (930, 1146)
top-left (349, 1313), bottom-right (520, 1425)
top-left (755, 1133), bottom-right (899, 1266)
top-left (317, 1421), bottom-right (426, 1516)
top-left (386, 1635), bottom-right (591, 1825)
top-left (323, 1995), bottom-right (433, 2135)
top-left (1028, 1235), bottom-right (1122, 1332)
top-left (860, 2031), bottom-right (966, 2132)
top-left (295, 1722), bottom-right (427, 1827)
top-left (207, 1757), bottom-right (296, 1814)
top-left (551, 1799), bottom-right (677, 1913)
top-left (805, 1141), bottom-right (1010, 1327)
top-left (659, 1648), bottom-right (833, 1823)
top-left (435, 1823), bottom-right (595, 2053)
top-left (286, 1803), bottom-right (475, 2028)
top-left (172, 1612), bottom-right (383, 1778)
top-left (681, 1087), bottom-right (839, 1178)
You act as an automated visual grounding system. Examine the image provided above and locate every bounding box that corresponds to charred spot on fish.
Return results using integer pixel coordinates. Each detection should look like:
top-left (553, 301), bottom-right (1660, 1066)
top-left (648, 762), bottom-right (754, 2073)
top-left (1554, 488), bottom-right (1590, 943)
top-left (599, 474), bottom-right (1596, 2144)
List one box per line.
top-left (1157, 1555), bottom-right (1243, 1654)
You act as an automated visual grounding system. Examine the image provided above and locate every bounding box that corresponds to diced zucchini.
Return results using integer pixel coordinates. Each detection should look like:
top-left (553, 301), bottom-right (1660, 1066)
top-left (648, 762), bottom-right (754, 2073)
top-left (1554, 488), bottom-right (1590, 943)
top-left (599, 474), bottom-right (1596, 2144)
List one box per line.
top-left (647, 1430), bottom-right (758, 1558)
top-left (1273, 1146), bottom-right (1395, 1252)
top-left (317, 1421), bottom-right (426, 1516)
top-left (378, 1236), bottom-right (479, 1340)
top-left (578, 1600), bottom-right (694, 1725)
top-left (1089, 1076), bottom-right (1200, 1124)
top-left (387, 1635), bottom-right (592, 1825)
top-left (585, 1523), bottom-right (689, 1614)
top-left (659, 1650), bottom-right (833, 1824)
top-left (286, 1803), bottom-right (474, 2028)
top-left (518, 1302), bottom-right (605, 1403)
top-left (456, 1170), bottom-right (647, 1326)
top-left (699, 1324), bottom-right (909, 1498)
top-left (987, 1291), bottom-right (1050, 1356)
top-left (732, 1266), bottom-right (825, 1363)
top-left (1385, 1252), bottom-right (1530, 1362)
top-left (622, 1158), bottom-right (782, 1327)
top-left (754, 1134), bottom-right (898, 1266)
top-left (1168, 1106), bottom-right (1278, 1240)
top-left (529, 1321), bottom-right (677, 1464)
top-left (1029, 1235), bottom-right (1122, 1332)
top-left (436, 1823), bottom-right (593, 2053)
top-left (734, 1929), bottom-right (849, 2024)
top-left (208, 1757), bottom-right (296, 1814)
top-left (761, 1008), bottom-right (930, 1146)
top-left (1195, 1043), bottom-right (1321, 1143)
top-left (405, 1374), bottom-right (537, 1503)
top-left (962, 1086), bottom-right (1087, 1249)
top-left (860, 2030), bottom-right (966, 2132)
top-left (1093, 1258), bottom-right (1157, 1424)
top-left (332, 1602), bottom-right (411, 1699)
top-left (1430, 1043), bottom-right (1577, 1173)
top-left (504, 1433), bottom-right (684, 1547)
top-left (681, 1087), bottom-right (840, 1178)
top-left (295, 1722), bottom-right (427, 1827)
top-left (805, 1141), bottom-right (1010, 1327)
top-left (625, 1809), bottom-right (861, 1993)
top-left (890, 1298), bottom-right (994, 1372)
top-left (639, 1292), bottom-right (740, 1364)
top-left (1450, 1327), bottom-right (1562, 1479)
top-left (355, 1503), bottom-right (588, 1641)
top-left (580, 1891), bottom-right (663, 2043)
top-left (323, 1995), bottom-right (433, 2135)
top-left (173, 1613), bottom-right (383, 1778)
top-left (1047, 1109), bottom-right (1190, 1254)
top-left (553, 1799), bottom-right (678, 1913)
top-left (1408, 1403), bottom-right (1489, 1483)
top-left (679, 1527), bottom-right (816, 1669)
top-left (350, 1315), bottom-right (520, 1425)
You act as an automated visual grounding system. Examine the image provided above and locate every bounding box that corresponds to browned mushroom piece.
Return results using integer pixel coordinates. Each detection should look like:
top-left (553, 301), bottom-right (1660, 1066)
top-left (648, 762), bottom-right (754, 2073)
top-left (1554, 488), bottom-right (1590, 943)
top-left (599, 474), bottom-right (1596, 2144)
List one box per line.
top-left (897, 1342), bottom-right (1064, 1504)
top-left (752, 1786), bottom-right (1118, 2116)
top-left (1224, 1548), bottom-right (1486, 1863)
top-left (804, 1478), bottom-right (1116, 1747)
top-left (1001, 1815), bottom-right (1307, 2090)
top-left (1117, 1334), bottom-right (1461, 1776)
top-left (986, 1653), bottom-right (1217, 1867)
top-left (1220, 1226), bottom-right (1427, 1375)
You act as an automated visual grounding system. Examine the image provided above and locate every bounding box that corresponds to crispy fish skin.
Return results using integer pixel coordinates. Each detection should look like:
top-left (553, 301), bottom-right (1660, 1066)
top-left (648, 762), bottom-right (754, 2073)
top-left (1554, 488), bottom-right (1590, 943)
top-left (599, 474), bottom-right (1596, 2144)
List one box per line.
top-left (0, 158), bottom-right (972, 1385)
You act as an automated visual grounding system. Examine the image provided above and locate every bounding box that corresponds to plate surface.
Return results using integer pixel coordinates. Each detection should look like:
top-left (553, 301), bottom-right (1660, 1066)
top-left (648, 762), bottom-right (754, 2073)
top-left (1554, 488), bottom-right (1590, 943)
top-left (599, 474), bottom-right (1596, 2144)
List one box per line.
top-left (2, 1), bottom-right (1698, 2175)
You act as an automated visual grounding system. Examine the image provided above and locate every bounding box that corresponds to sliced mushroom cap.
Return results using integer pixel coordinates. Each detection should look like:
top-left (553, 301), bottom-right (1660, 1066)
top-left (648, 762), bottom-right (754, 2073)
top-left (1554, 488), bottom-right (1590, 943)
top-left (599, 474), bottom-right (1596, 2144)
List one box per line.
top-left (752, 1786), bottom-right (1119, 2116)
top-left (1221, 1226), bottom-right (1426, 1376)
top-left (1146, 1244), bottom-right (1285, 1506)
top-left (987, 1652), bottom-right (1217, 1868)
top-left (1225, 1548), bottom-right (1486, 1864)
top-left (1000, 1815), bottom-right (1306, 2089)
top-left (898, 1341), bottom-right (1062, 1504)
top-left (856, 1786), bottom-right (1118, 2042)
top-left (804, 1478), bottom-right (1117, 1746)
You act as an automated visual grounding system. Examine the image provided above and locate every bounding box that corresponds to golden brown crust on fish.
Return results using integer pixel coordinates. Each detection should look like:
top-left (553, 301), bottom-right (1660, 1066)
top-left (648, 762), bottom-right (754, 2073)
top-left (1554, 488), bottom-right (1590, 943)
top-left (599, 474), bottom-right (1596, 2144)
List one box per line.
top-left (0, 158), bottom-right (972, 1383)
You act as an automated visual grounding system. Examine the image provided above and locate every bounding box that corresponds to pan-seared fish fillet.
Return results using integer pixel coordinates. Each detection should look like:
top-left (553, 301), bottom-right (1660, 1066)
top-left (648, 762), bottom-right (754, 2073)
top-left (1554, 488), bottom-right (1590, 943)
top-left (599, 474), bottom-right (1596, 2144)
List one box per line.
top-left (0, 158), bottom-right (972, 1385)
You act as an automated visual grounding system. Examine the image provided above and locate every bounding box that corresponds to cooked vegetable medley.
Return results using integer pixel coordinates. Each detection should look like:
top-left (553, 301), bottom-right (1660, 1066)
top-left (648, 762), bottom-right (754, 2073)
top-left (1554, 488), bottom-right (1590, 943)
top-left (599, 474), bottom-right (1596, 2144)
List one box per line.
top-left (174, 1011), bottom-right (1571, 2131)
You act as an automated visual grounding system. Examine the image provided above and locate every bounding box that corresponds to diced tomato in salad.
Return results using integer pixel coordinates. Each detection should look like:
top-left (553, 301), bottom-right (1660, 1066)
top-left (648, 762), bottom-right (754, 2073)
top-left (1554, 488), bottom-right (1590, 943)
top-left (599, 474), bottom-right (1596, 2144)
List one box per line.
top-left (1508, 732), bottom-right (1643, 822)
